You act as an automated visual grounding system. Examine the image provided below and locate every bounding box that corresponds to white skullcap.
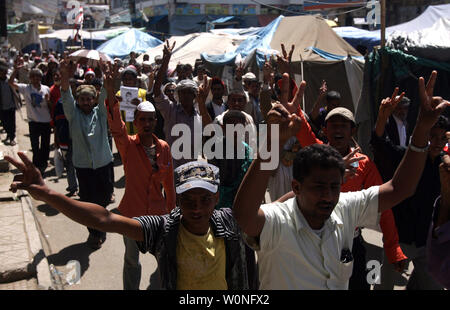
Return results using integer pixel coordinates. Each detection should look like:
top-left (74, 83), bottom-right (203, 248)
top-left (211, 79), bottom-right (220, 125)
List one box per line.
top-left (242, 72), bottom-right (257, 81)
top-left (137, 101), bottom-right (155, 113)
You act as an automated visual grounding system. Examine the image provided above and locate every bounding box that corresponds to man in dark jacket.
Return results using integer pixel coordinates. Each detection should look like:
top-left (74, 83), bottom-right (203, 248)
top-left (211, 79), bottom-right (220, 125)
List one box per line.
top-left (371, 91), bottom-right (448, 290)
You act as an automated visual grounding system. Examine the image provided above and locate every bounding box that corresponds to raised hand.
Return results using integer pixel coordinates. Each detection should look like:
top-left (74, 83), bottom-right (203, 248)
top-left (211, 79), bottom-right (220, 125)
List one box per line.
top-left (263, 55), bottom-right (274, 85)
top-left (319, 80), bottom-right (327, 98)
top-left (59, 57), bottom-right (77, 79)
top-left (162, 40), bottom-right (176, 60)
top-left (279, 73), bottom-right (306, 114)
top-left (197, 77), bottom-right (211, 106)
top-left (277, 44), bottom-right (294, 75)
top-left (102, 62), bottom-right (116, 93)
top-left (235, 61), bottom-right (245, 81)
top-left (342, 147), bottom-right (365, 182)
top-left (4, 152), bottom-right (48, 201)
top-left (13, 57), bottom-right (24, 70)
top-left (378, 87), bottom-right (405, 121)
top-left (266, 103), bottom-right (302, 148)
top-left (416, 71), bottom-right (450, 130)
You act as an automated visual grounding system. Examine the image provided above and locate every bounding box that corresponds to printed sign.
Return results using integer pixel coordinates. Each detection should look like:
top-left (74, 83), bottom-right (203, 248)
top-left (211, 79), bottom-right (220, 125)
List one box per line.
top-left (232, 5), bottom-right (257, 15)
top-left (175, 4), bottom-right (201, 15)
top-left (205, 4), bottom-right (229, 15)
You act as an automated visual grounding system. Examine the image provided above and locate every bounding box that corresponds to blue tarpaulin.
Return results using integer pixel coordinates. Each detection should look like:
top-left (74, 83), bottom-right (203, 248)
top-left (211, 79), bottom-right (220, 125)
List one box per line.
top-left (333, 27), bottom-right (381, 51)
top-left (201, 16), bottom-right (283, 66)
top-left (96, 28), bottom-right (162, 58)
top-left (308, 46), bottom-right (365, 61)
top-left (202, 15), bottom-right (365, 68)
top-left (211, 16), bottom-right (235, 24)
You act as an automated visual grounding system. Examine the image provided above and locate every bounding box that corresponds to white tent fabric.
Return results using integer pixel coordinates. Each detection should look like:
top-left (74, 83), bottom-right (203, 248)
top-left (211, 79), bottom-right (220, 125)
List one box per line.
top-left (386, 3), bottom-right (450, 34)
top-left (388, 18), bottom-right (450, 61)
top-left (344, 57), bottom-right (364, 112)
top-left (40, 27), bottom-right (131, 41)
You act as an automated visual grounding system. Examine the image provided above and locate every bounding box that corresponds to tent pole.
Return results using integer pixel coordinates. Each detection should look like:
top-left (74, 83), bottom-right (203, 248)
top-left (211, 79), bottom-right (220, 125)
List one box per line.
top-left (381, 0), bottom-right (386, 47)
top-left (300, 53), bottom-right (305, 112)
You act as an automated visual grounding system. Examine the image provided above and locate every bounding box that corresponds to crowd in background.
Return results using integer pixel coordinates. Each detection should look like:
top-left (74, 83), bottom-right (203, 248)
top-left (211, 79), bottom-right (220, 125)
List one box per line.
top-left (1, 42), bottom-right (449, 291)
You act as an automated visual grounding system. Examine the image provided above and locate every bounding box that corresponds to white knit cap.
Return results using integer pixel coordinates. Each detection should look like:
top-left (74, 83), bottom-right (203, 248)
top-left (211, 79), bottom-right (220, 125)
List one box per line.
top-left (136, 101), bottom-right (155, 112)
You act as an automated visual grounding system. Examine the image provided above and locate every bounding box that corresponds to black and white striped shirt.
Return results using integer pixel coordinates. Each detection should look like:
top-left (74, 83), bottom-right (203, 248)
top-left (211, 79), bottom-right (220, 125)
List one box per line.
top-left (134, 207), bottom-right (255, 290)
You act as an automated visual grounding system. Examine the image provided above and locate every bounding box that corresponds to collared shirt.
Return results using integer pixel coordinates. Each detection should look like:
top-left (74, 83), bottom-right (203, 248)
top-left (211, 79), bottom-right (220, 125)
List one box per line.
top-left (211, 101), bottom-right (226, 118)
top-left (61, 87), bottom-right (113, 169)
top-left (135, 207), bottom-right (254, 290)
top-left (248, 186), bottom-right (379, 290)
top-left (153, 93), bottom-right (202, 168)
top-left (392, 114), bottom-right (407, 147)
top-left (427, 196), bottom-right (450, 289)
top-left (295, 107), bottom-right (406, 263)
top-left (108, 101), bottom-right (175, 218)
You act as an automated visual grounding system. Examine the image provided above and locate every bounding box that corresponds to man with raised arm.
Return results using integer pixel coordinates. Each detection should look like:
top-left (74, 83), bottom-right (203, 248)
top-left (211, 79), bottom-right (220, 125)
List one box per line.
top-left (233, 71), bottom-right (449, 289)
top-left (152, 41), bottom-right (202, 169)
top-left (103, 64), bottom-right (175, 290)
top-left (427, 152), bottom-right (450, 289)
top-left (58, 58), bottom-right (113, 249)
top-left (5, 154), bottom-right (255, 290)
top-left (371, 91), bottom-right (449, 290)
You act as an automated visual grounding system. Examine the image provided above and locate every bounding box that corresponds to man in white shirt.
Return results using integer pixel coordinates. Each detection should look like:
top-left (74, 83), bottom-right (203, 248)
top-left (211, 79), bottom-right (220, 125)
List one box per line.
top-left (9, 60), bottom-right (52, 175)
top-left (233, 71), bottom-right (449, 289)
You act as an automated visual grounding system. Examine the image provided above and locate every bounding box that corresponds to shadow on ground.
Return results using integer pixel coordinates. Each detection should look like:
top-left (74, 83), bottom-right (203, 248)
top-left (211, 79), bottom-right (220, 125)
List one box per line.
top-left (47, 242), bottom-right (97, 280)
top-left (37, 203), bottom-right (60, 216)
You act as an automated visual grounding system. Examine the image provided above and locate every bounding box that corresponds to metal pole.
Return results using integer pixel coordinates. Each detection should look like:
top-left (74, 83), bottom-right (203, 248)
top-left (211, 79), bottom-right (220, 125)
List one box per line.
top-left (300, 53), bottom-right (305, 112)
top-left (129, 0), bottom-right (136, 28)
top-left (381, 0), bottom-right (386, 47)
top-left (0, 0), bottom-right (7, 44)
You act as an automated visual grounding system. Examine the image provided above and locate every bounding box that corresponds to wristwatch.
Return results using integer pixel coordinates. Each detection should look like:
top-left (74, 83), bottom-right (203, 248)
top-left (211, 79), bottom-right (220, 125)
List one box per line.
top-left (408, 136), bottom-right (430, 153)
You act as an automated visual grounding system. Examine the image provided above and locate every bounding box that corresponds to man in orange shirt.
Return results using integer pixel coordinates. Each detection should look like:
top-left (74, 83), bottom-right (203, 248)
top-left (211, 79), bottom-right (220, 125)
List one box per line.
top-left (105, 69), bottom-right (175, 290)
top-left (294, 103), bottom-right (406, 290)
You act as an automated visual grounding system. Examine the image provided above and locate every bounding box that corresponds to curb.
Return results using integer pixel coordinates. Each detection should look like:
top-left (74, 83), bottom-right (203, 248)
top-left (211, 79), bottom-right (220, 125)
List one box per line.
top-left (19, 191), bottom-right (55, 290)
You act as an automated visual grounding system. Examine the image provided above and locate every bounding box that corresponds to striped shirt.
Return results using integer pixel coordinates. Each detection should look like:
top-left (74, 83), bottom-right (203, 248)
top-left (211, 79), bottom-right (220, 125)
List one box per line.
top-left (134, 207), bottom-right (255, 290)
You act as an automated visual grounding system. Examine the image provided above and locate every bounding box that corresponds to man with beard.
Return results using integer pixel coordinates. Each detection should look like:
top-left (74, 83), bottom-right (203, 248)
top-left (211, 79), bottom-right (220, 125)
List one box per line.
top-left (105, 65), bottom-right (175, 289)
top-left (233, 71), bottom-right (449, 289)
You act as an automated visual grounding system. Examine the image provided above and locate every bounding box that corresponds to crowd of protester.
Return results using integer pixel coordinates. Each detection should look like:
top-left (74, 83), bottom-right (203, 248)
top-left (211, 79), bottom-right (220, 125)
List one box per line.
top-left (1, 42), bottom-right (449, 290)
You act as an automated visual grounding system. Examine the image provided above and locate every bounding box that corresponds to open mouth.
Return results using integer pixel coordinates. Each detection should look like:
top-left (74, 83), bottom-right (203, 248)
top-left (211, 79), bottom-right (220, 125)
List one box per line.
top-left (190, 214), bottom-right (203, 221)
top-left (317, 204), bottom-right (334, 214)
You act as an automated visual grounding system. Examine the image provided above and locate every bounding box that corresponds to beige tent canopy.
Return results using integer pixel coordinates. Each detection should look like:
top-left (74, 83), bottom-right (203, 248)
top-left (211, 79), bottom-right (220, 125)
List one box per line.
top-left (253, 15), bottom-right (364, 114)
top-left (137, 32), bottom-right (248, 71)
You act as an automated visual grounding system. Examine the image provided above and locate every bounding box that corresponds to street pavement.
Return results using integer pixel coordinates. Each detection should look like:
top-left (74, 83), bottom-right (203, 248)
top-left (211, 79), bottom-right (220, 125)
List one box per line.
top-left (0, 105), bottom-right (411, 290)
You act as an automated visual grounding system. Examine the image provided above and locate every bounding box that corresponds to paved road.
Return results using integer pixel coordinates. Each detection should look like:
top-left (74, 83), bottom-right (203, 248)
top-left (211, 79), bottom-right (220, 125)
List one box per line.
top-left (14, 105), bottom-right (158, 290)
top-left (13, 104), bottom-right (410, 290)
